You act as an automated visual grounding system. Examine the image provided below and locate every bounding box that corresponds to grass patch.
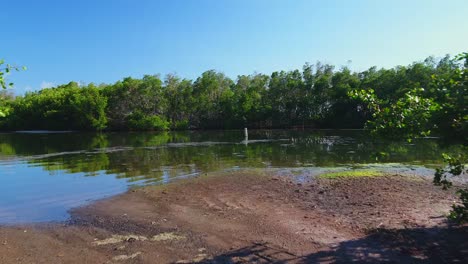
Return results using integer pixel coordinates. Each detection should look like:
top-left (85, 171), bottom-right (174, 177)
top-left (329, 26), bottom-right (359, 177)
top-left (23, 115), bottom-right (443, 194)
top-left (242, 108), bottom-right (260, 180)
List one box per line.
top-left (318, 169), bottom-right (385, 179)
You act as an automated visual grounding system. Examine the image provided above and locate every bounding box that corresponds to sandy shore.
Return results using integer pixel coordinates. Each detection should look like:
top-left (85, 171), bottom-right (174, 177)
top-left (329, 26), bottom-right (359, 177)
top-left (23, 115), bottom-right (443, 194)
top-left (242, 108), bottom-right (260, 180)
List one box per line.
top-left (1, 171), bottom-right (467, 263)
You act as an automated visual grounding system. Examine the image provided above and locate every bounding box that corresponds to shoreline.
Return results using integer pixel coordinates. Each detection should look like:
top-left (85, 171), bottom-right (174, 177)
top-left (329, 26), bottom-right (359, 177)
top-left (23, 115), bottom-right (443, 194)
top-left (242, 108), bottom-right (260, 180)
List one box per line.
top-left (1, 171), bottom-right (467, 263)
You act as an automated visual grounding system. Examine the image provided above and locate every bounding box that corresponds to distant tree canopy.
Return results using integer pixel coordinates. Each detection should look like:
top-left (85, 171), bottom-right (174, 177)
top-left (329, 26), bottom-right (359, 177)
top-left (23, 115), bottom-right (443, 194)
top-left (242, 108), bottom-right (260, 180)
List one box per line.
top-left (0, 53), bottom-right (466, 140)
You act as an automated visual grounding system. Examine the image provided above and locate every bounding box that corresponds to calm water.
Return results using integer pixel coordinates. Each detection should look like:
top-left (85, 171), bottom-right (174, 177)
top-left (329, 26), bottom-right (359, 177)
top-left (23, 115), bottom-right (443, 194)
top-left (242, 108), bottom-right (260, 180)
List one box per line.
top-left (0, 130), bottom-right (463, 224)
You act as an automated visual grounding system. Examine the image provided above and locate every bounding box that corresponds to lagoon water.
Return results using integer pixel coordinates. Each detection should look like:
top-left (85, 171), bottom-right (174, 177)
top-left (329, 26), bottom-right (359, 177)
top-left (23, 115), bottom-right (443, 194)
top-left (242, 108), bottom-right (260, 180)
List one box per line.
top-left (0, 130), bottom-right (462, 224)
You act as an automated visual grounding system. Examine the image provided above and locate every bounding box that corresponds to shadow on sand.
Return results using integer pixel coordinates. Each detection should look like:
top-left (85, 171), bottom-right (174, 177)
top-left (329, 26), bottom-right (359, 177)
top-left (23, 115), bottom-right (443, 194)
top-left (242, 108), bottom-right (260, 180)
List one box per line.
top-left (194, 226), bottom-right (468, 263)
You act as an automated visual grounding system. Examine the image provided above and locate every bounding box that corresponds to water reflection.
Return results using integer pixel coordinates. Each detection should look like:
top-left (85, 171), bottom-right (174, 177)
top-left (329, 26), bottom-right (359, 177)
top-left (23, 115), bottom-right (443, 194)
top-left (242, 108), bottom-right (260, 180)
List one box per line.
top-left (0, 130), bottom-right (464, 179)
top-left (0, 130), bottom-right (464, 223)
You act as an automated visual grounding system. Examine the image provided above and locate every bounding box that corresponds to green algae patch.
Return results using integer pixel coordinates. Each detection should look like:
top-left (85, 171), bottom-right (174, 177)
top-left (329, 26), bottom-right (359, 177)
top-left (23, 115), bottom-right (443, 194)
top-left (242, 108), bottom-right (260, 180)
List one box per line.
top-left (318, 169), bottom-right (385, 179)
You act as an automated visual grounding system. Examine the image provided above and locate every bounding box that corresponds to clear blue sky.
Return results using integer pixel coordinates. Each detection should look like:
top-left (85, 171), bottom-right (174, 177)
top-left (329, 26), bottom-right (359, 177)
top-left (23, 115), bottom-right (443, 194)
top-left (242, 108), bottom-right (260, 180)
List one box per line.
top-left (2, 0), bottom-right (468, 94)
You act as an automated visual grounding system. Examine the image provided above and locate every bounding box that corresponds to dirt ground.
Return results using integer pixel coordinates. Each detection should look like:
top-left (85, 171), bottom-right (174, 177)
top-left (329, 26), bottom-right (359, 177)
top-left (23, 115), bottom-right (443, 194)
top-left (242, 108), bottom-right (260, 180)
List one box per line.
top-left (0, 172), bottom-right (467, 263)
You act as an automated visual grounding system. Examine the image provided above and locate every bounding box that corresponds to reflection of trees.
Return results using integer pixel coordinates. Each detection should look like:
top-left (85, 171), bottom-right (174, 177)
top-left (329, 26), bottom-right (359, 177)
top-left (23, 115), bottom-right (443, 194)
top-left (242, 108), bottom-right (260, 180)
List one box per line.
top-left (33, 153), bottom-right (110, 176)
top-left (0, 142), bottom-right (15, 156)
top-left (0, 133), bottom-right (110, 156)
top-left (0, 131), bottom-right (464, 183)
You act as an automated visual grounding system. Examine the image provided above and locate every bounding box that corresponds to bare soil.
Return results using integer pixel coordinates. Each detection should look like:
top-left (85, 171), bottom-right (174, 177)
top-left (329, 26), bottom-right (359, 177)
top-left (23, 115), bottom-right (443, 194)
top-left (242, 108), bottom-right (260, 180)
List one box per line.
top-left (0, 172), bottom-right (467, 263)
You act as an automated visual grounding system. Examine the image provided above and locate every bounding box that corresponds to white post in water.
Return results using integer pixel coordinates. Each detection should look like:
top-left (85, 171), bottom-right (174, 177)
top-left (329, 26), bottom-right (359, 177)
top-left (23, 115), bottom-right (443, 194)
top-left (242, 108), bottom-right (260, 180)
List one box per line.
top-left (244, 127), bottom-right (248, 145)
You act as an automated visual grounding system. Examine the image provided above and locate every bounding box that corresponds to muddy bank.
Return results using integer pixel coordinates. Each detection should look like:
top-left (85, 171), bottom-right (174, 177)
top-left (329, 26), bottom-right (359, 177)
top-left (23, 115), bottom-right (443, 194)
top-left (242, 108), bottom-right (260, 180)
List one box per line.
top-left (1, 172), bottom-right (467, 263)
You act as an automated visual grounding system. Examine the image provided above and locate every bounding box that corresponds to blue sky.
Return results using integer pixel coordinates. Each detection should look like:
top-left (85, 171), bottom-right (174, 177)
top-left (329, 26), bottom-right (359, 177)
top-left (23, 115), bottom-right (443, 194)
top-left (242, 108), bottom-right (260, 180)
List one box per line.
top-left (2, 0), bottom-right (468, 94)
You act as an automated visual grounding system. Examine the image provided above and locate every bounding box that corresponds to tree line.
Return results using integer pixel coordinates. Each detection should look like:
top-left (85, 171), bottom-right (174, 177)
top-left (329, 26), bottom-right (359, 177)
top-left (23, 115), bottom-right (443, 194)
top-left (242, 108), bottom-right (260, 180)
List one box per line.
top-left (0, 53), bottom-right (466, 140)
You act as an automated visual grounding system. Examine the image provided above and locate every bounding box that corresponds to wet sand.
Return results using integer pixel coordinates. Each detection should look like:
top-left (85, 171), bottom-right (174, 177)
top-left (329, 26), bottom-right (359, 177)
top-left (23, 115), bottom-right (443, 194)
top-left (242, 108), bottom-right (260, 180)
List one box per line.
top-left (1, 172), bottom-right (467, 263)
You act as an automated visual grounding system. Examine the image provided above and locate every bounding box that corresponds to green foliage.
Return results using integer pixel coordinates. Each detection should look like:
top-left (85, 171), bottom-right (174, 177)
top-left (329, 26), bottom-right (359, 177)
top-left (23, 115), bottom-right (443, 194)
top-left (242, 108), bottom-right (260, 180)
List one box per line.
top-left (172, 119), bottom-right (189, 130)
top-left (433, 152), bottom-right (468, 223)
top-left (126, 111), bottom-right (169, 131)
top-left (231, 74), bottom-right (269, 127)
top-left (319, 169), bottom-right (384, 179)
top-left (164, 75), bottom-right (194, 128)
top-left (0, 59), bottom-right (25, 117)
top-left (0, 90), bottom-right (14, 118)
top-left (103, 75), bottom-right (166, 129)
top-left (350, 88), bottom-right (439, 140)
top-left (68, 84), bottom-right (108, 130)
top-left (0, 59), bottom-right (26, 89)
top-left (350, 52), bottom-right (467, 141)
top-left (428, 53), bottom-right (468, 139)
top-left (191, 70), bottom-right (234, 128)
top-left (0, 53), bottom-right (466, 133)
top-left (450, 189), bottom-right (468, 222)
top-left (2, 82), bottom-right (107, 130)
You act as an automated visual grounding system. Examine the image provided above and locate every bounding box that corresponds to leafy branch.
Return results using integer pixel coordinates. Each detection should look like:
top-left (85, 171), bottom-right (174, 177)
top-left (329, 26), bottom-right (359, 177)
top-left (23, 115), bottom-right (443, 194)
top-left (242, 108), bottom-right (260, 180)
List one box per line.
top-left (0, 59), bottom-right (26, 89)
top-left (434, 153), bottom-right (468, 223)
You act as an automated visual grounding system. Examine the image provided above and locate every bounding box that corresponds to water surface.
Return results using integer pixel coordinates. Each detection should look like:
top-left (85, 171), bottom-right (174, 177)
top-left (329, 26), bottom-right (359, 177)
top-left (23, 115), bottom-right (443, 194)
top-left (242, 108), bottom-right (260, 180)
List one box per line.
top-left (0, 130), bottom-right (463, 224)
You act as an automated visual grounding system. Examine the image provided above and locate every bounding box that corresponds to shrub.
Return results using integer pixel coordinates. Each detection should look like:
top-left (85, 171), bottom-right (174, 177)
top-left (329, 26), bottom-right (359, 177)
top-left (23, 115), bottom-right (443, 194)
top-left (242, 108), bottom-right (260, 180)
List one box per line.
top-left (434, 152), bottom-right (468, 223)
top-left (127, 111), bottom-right (169, 130)
top-left (172, 119), bottom-right (189, 130)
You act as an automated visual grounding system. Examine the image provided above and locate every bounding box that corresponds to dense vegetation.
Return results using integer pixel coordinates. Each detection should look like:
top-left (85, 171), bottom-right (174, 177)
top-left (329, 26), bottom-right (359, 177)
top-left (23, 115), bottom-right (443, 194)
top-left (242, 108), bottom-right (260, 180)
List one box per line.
top-left (1, 53), bottom-right (467, 221)
top-left (0, 53), bottom-right (466, 141)
top-left (353, 52), bottom-right (467, 141)
top-left (350, 53), bottom-right (467, 222)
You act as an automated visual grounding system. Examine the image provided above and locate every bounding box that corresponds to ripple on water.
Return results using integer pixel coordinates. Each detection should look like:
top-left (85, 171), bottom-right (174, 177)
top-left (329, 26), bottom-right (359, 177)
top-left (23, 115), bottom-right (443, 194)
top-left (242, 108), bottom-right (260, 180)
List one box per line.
top-left (0, 130), bottom-right (463, 224)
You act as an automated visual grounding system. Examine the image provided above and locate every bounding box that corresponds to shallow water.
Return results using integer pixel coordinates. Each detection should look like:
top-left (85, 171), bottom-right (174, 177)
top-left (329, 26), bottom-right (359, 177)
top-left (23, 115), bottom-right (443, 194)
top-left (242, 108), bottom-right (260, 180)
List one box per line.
top-left (0, 130), bottom-right (464, 224)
